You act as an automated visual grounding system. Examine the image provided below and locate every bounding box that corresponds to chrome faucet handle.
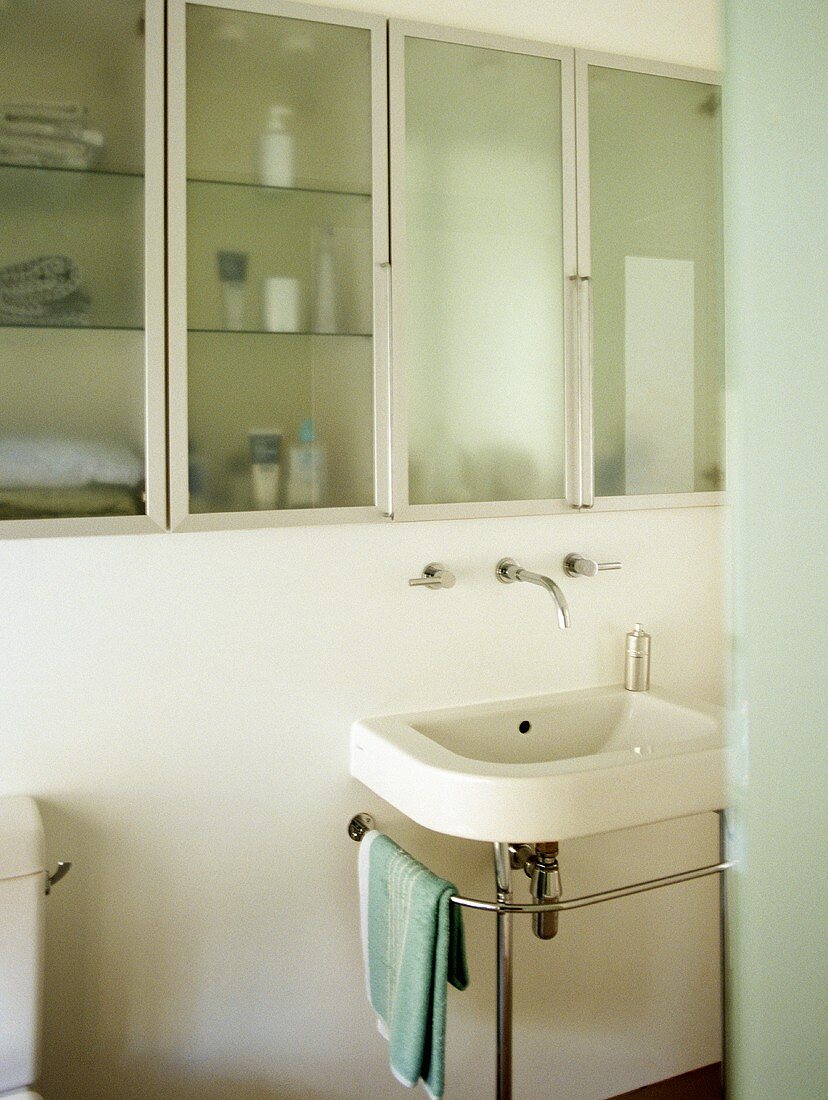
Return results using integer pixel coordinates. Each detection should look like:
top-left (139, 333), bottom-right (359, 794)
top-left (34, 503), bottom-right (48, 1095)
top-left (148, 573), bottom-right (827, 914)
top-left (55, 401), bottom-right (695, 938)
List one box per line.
top-left (408, 562), bottom-right (456, 590)
top-left (563, 553), bottom-right (621, 578)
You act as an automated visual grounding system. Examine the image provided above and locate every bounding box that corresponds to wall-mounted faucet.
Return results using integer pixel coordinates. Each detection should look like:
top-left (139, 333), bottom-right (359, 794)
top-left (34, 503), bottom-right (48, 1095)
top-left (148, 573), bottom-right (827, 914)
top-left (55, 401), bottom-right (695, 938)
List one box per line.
top-left (496, 558), bottom-right (571, 629)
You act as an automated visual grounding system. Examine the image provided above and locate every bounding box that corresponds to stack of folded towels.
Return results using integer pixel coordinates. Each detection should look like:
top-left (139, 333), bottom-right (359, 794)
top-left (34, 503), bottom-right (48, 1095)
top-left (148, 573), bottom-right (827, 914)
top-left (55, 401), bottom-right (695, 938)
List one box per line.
top-left (0, 435), bottom-right (144, 519)
top-left (0, 102), bottom-right (104, 170)
top-left (0, 255), bottom-right (90, 327)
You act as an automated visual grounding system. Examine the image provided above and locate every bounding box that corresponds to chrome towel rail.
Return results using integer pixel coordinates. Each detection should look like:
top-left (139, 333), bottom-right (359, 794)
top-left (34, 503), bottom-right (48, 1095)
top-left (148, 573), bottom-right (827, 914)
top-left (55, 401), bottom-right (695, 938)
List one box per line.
top-left (348, 813), bottom-right (730, 915)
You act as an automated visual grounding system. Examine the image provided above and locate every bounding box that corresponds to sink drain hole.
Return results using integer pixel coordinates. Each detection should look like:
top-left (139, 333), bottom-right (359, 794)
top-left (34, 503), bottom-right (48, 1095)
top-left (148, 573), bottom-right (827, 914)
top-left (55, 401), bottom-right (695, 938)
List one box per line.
top-left (518, 720), bottom-right (532, 734)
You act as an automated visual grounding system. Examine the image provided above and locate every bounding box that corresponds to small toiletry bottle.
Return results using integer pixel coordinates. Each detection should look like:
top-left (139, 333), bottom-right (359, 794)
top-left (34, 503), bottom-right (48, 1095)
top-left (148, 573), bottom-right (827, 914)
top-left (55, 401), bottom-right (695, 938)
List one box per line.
top-left (312, 224), bottom-right (337, 333)
top-left (262, 276), bottom-right (300, 332)
top-left (248, 428), bottom-right (283, 510)
top-left (625, 623), bottom-right (651, 691)
top-left (287, 418), bottom-right (326, 508)
top-left (217, 250), bottom-right (248, 330)
top-left (258, 106), bottom-right (294, 187)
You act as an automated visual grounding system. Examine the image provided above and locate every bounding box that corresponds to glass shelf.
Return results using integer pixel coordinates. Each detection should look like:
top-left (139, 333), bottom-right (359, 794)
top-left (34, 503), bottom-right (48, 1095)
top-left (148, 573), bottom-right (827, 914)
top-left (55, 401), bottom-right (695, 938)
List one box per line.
top-left (188, 328), bottom-right (372, 337)
top-left (0, 322), bottom-right (143, 332)
top-left (186, 176), bottom-right (370, 200)
top-left (0, 161), bottom-right (143, 181)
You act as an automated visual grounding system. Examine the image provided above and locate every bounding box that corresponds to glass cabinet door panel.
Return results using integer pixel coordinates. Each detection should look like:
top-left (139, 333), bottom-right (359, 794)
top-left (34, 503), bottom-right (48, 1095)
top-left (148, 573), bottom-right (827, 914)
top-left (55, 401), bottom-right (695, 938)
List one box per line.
top-left (402, 35), bottom-right (570, 507)
top-left (179, 3), bottom-right (380, 517)
top-left (0, 0), bottom-right (156, 525)
top-left (586, 65), bottom-right (725, 497)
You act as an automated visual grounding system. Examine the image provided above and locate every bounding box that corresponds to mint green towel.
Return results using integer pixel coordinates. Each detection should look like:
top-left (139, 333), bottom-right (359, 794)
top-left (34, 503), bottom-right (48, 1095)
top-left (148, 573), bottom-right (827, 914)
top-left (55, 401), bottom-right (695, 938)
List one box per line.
top-left (359, 831), bottom-right (468, 1098)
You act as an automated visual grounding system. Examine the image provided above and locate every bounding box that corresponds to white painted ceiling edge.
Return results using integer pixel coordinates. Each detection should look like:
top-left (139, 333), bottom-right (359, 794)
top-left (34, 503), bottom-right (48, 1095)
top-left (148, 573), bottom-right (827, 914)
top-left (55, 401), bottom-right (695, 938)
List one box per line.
top-left (297, 0), bottom-right (723, 71)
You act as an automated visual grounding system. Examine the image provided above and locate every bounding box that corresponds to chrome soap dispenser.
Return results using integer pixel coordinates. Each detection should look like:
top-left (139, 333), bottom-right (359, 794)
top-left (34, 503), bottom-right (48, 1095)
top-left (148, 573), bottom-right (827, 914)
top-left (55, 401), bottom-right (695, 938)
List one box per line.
top-left (625, 623), bottom-right (651, 691)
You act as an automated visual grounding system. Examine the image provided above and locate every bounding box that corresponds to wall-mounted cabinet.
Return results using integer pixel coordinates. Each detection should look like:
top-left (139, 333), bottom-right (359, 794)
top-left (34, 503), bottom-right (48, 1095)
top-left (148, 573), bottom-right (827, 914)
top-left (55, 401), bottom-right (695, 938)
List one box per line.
top-left (0, 0), bottom-right (166, 537)
top-left (0, 2), bottom-right (723, 538)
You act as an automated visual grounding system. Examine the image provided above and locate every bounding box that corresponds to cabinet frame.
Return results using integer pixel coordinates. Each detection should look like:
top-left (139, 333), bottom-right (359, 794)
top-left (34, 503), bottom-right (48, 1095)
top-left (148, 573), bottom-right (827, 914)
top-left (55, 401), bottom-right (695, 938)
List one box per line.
top-left (0, 0), bottom-right (168, 540)
top-left (166, 0), bottom-right (392, 531)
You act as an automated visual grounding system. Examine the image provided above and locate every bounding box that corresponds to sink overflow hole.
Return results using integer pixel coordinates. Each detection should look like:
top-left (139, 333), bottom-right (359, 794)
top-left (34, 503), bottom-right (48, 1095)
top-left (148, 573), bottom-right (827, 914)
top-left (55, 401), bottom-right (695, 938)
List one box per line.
top-left (518, 720), bottom-right (532, 734)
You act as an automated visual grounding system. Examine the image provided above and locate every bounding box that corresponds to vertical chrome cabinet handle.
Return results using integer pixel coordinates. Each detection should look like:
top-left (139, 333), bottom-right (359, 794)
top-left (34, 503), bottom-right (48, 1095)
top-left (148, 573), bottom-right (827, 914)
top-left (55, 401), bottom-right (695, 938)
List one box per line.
top-left (565, 274), bottom-right (584, 508)
top-left (578, 275), bottom-right (595, 509)
top-left (376, 260), bottom-right (392, 517)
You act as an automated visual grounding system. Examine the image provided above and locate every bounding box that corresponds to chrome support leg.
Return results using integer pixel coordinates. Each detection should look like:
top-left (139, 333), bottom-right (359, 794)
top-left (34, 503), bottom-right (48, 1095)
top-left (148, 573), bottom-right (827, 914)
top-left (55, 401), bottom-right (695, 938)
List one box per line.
top-left (718, 810), bottom-right (729, 1098)
top-left (493, 842), bottom-right (513, 1100)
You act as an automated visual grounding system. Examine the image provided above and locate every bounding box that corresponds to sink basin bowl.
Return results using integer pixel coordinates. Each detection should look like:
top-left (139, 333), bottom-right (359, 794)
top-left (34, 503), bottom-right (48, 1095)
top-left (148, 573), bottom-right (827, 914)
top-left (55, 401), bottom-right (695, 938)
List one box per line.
top-left (350, 686), bottom-right (726, 842)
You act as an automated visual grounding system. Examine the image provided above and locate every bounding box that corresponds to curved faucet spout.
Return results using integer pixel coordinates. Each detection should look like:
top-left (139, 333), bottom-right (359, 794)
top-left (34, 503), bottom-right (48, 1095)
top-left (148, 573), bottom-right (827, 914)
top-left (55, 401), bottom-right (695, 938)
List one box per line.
top-left (496, 559), bottom-right (571, 629)
top-left (515, 569), bottom-right (571, 629)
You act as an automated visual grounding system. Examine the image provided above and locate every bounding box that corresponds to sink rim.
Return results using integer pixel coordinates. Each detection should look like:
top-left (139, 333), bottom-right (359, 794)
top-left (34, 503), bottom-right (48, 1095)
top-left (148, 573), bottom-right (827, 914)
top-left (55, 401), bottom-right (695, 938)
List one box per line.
top-left (354, 683), bottom-right (724, 779)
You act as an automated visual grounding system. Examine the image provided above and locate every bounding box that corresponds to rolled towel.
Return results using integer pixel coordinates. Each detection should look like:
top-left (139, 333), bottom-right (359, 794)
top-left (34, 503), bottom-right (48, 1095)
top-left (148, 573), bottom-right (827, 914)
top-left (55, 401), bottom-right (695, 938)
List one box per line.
top-left (0, 256), bottom-right (82, 319)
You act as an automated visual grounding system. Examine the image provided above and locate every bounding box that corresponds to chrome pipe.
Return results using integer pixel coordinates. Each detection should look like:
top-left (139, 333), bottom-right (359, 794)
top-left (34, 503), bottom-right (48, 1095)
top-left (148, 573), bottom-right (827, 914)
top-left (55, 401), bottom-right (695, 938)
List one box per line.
top-left (530, 842), bottom-right (561, 940)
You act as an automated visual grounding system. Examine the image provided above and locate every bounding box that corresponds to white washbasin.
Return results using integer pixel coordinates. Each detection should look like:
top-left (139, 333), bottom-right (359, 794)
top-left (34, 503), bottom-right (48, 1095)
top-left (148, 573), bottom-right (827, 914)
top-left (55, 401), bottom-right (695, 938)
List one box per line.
top-left (350, 685), bottom-right (726, 842)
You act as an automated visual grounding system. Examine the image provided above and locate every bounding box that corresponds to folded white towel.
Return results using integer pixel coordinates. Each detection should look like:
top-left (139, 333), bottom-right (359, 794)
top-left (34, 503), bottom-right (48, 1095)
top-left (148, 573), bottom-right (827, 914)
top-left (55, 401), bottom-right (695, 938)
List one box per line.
top-left (0, 435), bottom-right (143, 490)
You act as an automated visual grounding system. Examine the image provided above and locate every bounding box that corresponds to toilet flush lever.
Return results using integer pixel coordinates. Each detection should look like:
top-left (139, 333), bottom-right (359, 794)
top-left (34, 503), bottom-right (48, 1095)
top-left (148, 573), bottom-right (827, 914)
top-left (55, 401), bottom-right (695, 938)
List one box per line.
top-left (45, 861), bottom-right (72, 895)
top-left (563, 553), bottom-right (621, 578)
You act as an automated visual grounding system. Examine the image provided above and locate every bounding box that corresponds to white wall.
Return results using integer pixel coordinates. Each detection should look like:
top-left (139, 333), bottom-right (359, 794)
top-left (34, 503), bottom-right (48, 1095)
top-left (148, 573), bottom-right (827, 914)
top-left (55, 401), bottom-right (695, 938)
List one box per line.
top-left (0, 3), bottom-right (725, 1099)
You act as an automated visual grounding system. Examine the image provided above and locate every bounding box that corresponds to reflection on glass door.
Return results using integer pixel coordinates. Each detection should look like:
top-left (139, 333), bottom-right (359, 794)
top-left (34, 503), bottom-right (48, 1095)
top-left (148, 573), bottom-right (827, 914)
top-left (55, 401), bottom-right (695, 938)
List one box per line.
top-left (0, 0), bottom-right (162, 527)
top-left (584, 62), bottom-right (725, 498)
top-left (170, 2), bottom-right (386, 523)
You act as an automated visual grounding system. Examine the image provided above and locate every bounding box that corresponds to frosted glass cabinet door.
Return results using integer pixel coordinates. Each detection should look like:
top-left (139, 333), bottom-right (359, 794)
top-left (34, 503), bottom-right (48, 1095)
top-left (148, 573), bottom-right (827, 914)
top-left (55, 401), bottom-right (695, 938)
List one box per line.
top-left (391, 24), bottom-right (576, 516)
top-left (167, 0), bottom-right (389, 528)
top-left (578, 56), bottom-right (725, 499)
top-left (0, 1), bottom-right (166, 534)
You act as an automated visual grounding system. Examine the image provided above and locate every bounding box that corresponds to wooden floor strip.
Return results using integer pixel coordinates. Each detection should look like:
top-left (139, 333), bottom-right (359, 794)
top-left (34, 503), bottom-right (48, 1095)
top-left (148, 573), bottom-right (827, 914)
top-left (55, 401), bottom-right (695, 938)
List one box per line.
top-left (610, 1063), bottom-right (723, 1099)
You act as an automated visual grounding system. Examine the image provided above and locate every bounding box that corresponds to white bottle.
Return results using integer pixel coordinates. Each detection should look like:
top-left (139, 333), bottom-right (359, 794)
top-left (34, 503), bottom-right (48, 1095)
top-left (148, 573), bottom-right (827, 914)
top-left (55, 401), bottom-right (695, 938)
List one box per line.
top-left (262, 276), bottom-right (301, 332)
top-left (248, 428), bottom-right (283, 510)
top-left (258, 106), bottom-right (295, 188)
top-left (287, 418), bottom-right (326, 508)
top-left (312, 224), bottom-right (338, 333)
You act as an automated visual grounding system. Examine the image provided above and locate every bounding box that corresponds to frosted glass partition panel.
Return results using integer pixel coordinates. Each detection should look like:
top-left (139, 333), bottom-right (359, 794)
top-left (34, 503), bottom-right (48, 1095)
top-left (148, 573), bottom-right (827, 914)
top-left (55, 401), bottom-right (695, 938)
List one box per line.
top-left (183, 4), bottom-right (376, 515)
top-left (587, 65), bottom-right (725, 497)
top-left (0, 0), bottom-right (150, 523)
top-left (404, 37), bottom-right (567, 506)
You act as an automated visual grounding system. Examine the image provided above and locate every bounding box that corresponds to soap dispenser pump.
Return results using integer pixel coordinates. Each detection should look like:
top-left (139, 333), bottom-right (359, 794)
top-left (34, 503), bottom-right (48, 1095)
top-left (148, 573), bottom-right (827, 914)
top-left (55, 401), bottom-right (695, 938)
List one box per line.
top-left (625, 623), bottom-right (651, 691)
